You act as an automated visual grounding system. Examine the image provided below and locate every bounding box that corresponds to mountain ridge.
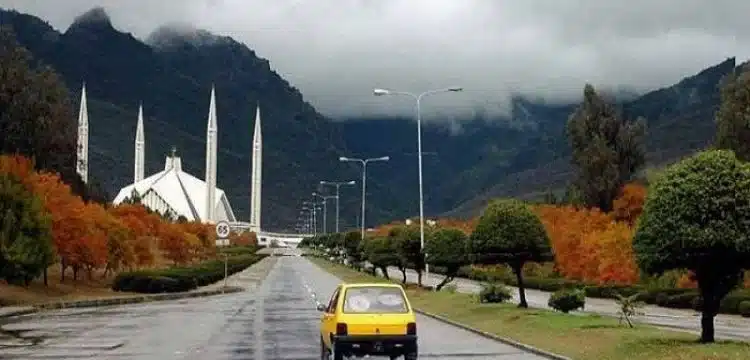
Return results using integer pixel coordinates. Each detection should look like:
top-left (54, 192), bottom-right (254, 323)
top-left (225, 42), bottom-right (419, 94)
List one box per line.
top-left (1, 7), bottom-right (740, 229)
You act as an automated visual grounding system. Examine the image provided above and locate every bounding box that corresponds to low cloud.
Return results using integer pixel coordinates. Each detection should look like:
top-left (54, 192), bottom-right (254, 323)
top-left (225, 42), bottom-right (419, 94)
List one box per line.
top-left (2, 0), bottom-right (749, 120)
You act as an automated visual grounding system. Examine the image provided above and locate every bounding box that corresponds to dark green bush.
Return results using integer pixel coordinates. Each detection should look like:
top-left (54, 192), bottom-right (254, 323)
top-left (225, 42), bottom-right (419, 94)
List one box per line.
top-left (478, 283), bottom-right (513, 303)
top-left (548, 288), bottom-right (585, 313)
top-left (738, 301), bottom-right (750, 318)
top-left (219, 245), bottom-right (260, 256)
top-left (112, 254), bottom-right (267, 293)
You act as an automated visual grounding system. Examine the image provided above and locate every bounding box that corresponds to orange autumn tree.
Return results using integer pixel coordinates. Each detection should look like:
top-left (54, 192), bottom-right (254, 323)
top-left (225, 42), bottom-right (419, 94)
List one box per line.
top-left (0, 154), bottom-right (35, 180)
top-left (108, 203), bottom-right (159, 268)
top-left (230, 231), bottom-right (258, 246)
top-left (612, 182), bottom-right (647, 225)
top-left (583, 222), bottom-right (639, 284)
top-left (27, 171), bottom-right (93, 280)
top-left (179, 221), bottom-right (216, 259)
top-left (73, 203), bottom-right (110, 279)
top-left (158, 222), bottom-right (192, 265)
top-left (533, 204), bottom-right (629, 283)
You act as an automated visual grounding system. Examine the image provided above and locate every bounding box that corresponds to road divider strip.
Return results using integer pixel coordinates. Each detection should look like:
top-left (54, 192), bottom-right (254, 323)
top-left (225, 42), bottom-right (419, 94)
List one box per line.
top-left (0, 287), bottom-right (245, 318)
top-left (413, 308), bottom-right (571, 360)
top-left (0, 256), bottom-right (281, 319)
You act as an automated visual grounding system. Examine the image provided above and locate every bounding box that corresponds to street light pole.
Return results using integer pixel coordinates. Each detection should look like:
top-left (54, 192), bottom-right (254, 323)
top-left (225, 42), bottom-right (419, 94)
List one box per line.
top-left (303, 201), bottom-right (317, 236)
top-left (313, 193), bottom-right (334, 234)
top-left (339, 156), bottom-right (389, 241)
top-left (373, 86), bottom-right (463, 281)
top-left (320, 180), bottom-right (356, 234)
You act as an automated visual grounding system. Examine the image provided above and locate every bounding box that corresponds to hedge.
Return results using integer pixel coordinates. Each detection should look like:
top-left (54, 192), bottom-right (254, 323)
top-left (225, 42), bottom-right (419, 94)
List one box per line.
top-left (218, 245), bottom-right (261, 256)
top-left (112, 254), bottom-right (267, 293)
top-left (438, 265), bottom-right (750, 316)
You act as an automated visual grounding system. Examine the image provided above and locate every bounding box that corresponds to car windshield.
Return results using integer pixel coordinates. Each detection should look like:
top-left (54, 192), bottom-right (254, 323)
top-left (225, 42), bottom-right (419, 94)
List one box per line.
top-left (342, 286), bottom-right (409, 314)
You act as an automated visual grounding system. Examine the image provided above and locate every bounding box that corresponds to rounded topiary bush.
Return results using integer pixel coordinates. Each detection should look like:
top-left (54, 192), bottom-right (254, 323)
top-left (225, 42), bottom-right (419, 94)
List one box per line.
top-left (739, 301), bottom-right (750, 318)
top-left (548, 288), bottom-right (586, 313)
top-left (633, 149), bottom-right (750, 342)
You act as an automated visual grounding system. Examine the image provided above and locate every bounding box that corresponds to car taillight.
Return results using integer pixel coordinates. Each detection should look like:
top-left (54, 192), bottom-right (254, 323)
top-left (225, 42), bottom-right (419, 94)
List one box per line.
top-left (336, 322), bottom-right (348, 335)
top-left (406, 322), bottom-right (416, 335)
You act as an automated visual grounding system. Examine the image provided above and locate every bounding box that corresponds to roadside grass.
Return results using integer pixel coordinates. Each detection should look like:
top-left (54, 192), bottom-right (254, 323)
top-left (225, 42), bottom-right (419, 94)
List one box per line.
top-left (0, 266), bottom-right (137, 306)
top-left (310, 258), bottom-right (750, 360)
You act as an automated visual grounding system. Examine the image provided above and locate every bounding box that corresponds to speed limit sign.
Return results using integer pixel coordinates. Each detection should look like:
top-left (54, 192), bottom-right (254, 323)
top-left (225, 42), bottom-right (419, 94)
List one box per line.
top-left (215, 220), bottom-right (231, 239)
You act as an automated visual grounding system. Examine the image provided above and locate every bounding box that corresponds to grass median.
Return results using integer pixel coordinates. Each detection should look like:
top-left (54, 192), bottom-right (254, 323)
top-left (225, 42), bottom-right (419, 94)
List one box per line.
top-left (309, 257), bottom-right (750, 360)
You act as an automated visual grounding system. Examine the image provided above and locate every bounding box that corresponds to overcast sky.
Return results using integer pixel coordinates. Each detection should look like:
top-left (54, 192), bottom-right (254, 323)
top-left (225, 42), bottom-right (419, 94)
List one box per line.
top-left (1, 0), bottom-right (748, 120)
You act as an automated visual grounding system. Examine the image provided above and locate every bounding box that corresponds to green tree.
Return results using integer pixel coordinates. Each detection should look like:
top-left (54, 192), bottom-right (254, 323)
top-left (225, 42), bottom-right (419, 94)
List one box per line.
top-left (566, 84), bottom-right (647, 212)
top-left (0, 28), bottom-right (82, 191)
top-left (389, 225), bottom-right (425, 285)
top-left (363, 236), bottom-right (399, 279)
top-left (715, 63), bottom-right (750, 161)
top-left (342, 231), bottom-right (364, 267)
top-left (633, 149), bottom-right (750, 343)
top-left (0, 173), bottom-right (55, 286)
top-left (468, 199), bottom-right (552, 308)
top-left (425, 228), bottom-right (469, 291)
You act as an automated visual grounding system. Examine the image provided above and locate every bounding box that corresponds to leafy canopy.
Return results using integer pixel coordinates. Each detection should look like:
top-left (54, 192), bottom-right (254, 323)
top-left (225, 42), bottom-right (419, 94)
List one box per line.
top-left (0, 173), bottom-right (55, 285)
top-left (715, 63), bottom-right (750, 161)
top-left (566, 84), bottom-right (646, 212)
top-left (425, 228), bottom-right (468, 271)
top-left (469, 198), bottom-right (552, 266)
top-left (633, 149), bottom-right (750, 275)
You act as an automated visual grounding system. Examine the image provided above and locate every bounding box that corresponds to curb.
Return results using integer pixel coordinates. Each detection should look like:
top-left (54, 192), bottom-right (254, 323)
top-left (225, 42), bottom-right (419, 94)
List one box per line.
top-left (0, 286), bottom-right (245, 318)
top-left (0, 255), bottom-right (281, 319)
top-left (37, 286), bottom-right (246, 310)
top-left (414, 308), bottom-right (571, 360)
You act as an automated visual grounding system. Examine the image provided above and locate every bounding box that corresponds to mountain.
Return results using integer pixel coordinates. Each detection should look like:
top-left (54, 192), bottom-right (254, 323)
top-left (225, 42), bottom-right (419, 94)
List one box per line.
top-left (0, 7), bottom-right (740, 229)
top-left (445, 57), bottom-right (738, 218)
top-left (0, 7), bottom-right (360, 231)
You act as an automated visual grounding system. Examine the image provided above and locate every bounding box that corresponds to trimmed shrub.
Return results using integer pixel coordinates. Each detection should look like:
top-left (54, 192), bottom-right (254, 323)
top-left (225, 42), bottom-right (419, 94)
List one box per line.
top-left (478, 283), bottom-right (513, 304)
top-left (219, 245), bottom-right (260, 256)
top-left (112, 254), bottom-right (267, 293)
top-left (548, 288), bottom-right (585, 313)
top-left (739, 301), bottom-right (750, 318)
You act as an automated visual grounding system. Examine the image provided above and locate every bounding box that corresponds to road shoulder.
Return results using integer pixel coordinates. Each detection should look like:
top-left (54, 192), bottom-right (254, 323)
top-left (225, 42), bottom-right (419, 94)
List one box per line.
top-left (0, 256), bottom-right (278, 318)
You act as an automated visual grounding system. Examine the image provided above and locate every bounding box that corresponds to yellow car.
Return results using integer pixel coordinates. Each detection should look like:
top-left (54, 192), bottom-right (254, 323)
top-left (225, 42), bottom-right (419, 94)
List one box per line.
top-left (317, 282), bottom-right (418, 360)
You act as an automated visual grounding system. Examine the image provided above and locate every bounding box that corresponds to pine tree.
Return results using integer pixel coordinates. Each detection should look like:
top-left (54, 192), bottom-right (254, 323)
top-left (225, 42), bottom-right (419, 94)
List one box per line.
top-left (566, 84), bottom-right (647, 212)
top-left (715, 63), bottom-right (750, 161)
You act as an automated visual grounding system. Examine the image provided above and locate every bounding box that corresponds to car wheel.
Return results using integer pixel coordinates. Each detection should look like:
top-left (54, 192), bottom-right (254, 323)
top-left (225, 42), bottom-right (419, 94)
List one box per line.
top-left (330, 341), bottom-right (344, 360)
top-left (404, 342), bottom-right (418, 360)
top-left (320, 337), bottom-right (330, 360)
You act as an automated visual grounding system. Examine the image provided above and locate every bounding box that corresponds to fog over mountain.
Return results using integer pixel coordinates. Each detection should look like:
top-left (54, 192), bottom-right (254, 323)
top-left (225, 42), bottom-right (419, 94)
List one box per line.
top-left (2, 0), bottom-right (749, 120)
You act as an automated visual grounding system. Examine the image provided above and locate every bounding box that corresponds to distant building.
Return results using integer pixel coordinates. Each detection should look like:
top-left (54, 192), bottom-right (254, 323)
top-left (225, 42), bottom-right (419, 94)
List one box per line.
top-left (404, 218), bottom-right (437, 226)
top-left (110, 87), bottom-right (237, 224)
top-left (112, 152), bottom-right (237, 223)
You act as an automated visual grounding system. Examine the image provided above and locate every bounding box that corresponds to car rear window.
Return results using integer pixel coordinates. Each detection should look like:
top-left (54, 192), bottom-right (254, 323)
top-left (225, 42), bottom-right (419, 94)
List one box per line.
top-left (342, 286), bottom-right (409, 314)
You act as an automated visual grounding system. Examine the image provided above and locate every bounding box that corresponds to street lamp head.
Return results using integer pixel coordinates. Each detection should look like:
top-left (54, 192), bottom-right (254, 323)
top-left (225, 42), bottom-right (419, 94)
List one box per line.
top-left (339, 156), bottom-right (349, 162)
top-left (448, 86), bottom-right (463, 92)
top-left (346, 180), bottom-right (356, 185)
top-left (378, 156), bottom-right (390, 161)
top-left (373, 88), bottom-right (390, 96)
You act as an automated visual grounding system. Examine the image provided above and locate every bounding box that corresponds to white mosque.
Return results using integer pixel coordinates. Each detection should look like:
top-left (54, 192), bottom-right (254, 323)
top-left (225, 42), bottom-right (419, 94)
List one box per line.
top-left (74, 83), bottom-right (263, 228)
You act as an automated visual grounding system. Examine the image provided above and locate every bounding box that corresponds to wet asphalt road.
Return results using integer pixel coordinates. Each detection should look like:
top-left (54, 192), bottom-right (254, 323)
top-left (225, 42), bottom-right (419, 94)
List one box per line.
top-left (1, 255), bottom-right (546, 359)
